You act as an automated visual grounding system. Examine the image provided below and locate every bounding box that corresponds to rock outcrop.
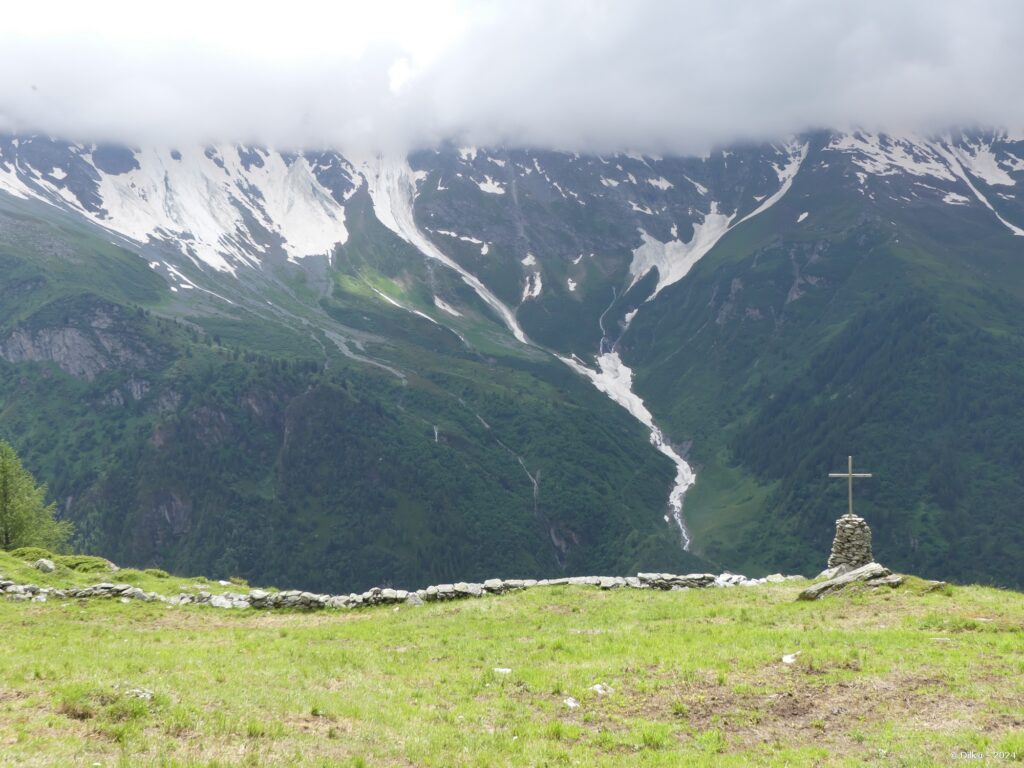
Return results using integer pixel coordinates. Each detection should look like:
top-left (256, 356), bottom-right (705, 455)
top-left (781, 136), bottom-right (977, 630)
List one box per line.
top-left (798, 562), bottom-right (902, 600)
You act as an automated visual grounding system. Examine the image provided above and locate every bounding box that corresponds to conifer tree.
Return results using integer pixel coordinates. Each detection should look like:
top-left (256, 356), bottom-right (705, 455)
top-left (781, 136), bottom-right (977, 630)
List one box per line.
top-left (0, 439), bottom-right (72, 551)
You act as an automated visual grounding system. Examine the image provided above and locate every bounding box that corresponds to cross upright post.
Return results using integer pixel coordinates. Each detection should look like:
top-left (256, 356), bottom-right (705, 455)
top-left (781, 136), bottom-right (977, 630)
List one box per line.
top-left (828, 455), bottom-right (872, 516)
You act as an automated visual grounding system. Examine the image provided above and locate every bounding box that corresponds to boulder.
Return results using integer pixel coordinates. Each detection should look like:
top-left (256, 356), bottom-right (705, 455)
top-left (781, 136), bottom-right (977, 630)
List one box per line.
top-left (33, 558), bottom-right (56, 573)
top-left (798, 562), bottom-right (895, 600)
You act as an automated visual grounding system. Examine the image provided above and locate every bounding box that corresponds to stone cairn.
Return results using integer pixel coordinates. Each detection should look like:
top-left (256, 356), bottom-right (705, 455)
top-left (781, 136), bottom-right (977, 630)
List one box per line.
top-left (827, 513), bottom-right (873, 569)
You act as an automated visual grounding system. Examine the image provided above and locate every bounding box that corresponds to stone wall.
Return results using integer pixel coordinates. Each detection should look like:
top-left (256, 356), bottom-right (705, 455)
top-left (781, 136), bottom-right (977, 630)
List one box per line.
top-left (0, 570), bottom-right (802, 611)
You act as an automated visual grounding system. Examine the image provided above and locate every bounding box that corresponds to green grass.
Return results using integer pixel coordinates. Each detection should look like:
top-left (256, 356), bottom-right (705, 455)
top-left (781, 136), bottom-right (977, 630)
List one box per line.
top-left (0, 553), bottom-right (1021, 766)
top-left (0, 550), bottom-right (255, 598)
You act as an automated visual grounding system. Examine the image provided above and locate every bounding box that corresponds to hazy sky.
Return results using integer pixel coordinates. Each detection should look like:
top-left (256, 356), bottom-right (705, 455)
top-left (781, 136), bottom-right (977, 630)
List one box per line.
top-left (1, 0), bottom-right (1022, 153)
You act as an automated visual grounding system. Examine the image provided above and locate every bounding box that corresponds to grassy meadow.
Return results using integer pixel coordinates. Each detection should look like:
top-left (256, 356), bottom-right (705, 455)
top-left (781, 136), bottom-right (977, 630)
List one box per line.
top-left (0, 550), bottom-right (1022, 766)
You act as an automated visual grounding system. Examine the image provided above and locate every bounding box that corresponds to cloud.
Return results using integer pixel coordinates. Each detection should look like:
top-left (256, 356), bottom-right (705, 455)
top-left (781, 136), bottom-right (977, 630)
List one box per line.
top-left (1, 0), bottom-right (1022, 153)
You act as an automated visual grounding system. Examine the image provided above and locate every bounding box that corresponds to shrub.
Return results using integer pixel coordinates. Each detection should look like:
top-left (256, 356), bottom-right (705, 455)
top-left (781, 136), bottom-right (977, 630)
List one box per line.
top-left (54, 555), bottom-right (113, 573)
top-left (144, 568), bottom-right (170, 579)
top-left (10, 546), bottom-right (54, 561)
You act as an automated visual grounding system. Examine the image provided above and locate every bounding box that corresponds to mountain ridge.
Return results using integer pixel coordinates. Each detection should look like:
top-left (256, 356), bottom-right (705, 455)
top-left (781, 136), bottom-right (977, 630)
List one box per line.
top-left (1, 127), bottom-right (1022, 588)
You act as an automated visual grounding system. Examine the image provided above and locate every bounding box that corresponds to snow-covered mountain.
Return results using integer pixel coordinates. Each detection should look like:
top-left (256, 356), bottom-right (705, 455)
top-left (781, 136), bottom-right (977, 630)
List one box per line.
top-left (3, 130), bottom-right (1021, 307)
top-left (2, 128), bottom-right (1024, 589)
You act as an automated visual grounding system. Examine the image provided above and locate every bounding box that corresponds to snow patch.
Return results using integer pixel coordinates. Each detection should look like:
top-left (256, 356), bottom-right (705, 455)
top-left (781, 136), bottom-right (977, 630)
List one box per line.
top-left (434, 229), bottom-right (484, 245)
top-left (521, 253), bottom-right (537, 266)
top-left (684, 176), bottom-right (708, 195)
top-left (0, 163), bottom-right (32, 199)
top-left (476, 176), bottom-right (505, 195)
top-left (629, 203), bottom-right (736, 298)
top-left (647, 176), bottom-right (673, 190)
top-left (943, 192), bottom-right (970, 206)
top-left (930, 141), bottom-right (1024, 236)
top-left (433, 296), bottom-right (462, 317)
top-left (44, 145), bottom-right (352, 273)
top-left (828, 132), bottom-right (955, 181)
top-left (735, 141), bottom-right (808, 226)
top-left (567, 278), bottom-right (577, 292)
top-left (948, 140), bottom-right (1016, 186)
top-left (797, 211), bottom-right (809, 223)
top-left (522, 272), bottom-right (542, 301)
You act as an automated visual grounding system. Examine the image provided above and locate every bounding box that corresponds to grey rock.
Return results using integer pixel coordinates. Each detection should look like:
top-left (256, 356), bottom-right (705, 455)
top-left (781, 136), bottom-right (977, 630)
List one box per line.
top-left (798, 562), bottom-right (893, 600)
top-left (864, 574), bottom-right (904, 589)
top-left (817, 564), bottom-right (853, 580)
top-left (33, 558), bottom-right (56, 573)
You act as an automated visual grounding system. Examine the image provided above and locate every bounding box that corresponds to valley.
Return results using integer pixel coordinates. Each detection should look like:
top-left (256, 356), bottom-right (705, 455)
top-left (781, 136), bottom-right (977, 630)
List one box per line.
top-left (1, 130), bottom-right (1023, 589)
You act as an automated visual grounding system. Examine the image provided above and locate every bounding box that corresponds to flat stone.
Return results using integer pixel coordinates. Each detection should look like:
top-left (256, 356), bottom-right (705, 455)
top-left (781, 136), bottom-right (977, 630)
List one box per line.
top-left (865, 574), bottom-right (904, 589)
top-left (817, 564), bottom-right (853, 580)
top-left (798, 562), bottom-right (892, 600)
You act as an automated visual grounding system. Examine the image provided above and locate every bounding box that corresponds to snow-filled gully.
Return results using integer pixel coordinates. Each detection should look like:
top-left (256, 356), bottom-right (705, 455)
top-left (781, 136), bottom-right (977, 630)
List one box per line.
top-left (357, 154), bottom-right (696, 549)
top-left (358, 156), bottom-right (529, 343)
top-left (560, 350), bottom-right (694, 550)
top-left (358, 144), bottom-right (809, 553)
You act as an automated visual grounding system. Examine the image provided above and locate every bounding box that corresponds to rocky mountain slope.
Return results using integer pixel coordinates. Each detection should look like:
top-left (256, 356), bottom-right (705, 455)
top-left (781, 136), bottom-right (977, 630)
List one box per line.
top-left (1, 128), bottom-right (1022, 588)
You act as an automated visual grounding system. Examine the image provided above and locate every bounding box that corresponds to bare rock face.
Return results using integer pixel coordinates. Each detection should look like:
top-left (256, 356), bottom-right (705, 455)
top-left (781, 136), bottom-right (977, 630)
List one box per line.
top-left (0, 327), bottom-right (109, 379)
top-left (0, 305), bottom-right (154, 380)
top-left (827, 513), bottom-right (873, 569)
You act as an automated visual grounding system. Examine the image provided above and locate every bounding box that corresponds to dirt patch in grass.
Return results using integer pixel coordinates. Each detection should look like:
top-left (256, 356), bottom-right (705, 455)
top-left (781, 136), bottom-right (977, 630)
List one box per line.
top-left (649, 670), bottom-right (1002, 752)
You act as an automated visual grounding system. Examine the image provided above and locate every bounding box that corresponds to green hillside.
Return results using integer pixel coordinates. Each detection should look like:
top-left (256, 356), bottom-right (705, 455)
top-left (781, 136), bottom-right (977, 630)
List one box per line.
top-left (625, 153), bottom-right (1024, 588)
top-left (0, 549), bottom-right (1021, 767)
top-left (0, 197), bottom-right (696, 593)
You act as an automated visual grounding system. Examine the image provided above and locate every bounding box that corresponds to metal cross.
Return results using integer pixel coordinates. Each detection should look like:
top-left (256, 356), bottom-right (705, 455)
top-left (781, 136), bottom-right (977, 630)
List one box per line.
top-left (828, 455), bottom-right (872, 517)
